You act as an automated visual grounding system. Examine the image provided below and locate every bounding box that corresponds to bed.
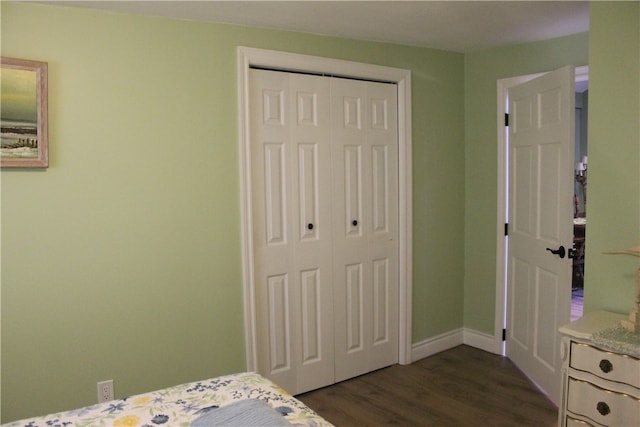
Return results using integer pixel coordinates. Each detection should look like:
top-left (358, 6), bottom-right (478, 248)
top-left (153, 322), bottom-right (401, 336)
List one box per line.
top-left (3, 372), bottom-right (334, 427)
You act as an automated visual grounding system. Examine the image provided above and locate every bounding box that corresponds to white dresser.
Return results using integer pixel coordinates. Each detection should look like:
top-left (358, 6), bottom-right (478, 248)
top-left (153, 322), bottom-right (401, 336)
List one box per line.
top-left (559, 311), bottom-right (640, 427)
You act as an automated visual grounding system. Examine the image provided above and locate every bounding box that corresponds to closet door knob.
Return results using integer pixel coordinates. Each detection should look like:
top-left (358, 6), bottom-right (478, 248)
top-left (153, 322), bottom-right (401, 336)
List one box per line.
top-left (352, 220), bottom-right (358, 226)
top-left (307, 223), bottom-right (314, 230)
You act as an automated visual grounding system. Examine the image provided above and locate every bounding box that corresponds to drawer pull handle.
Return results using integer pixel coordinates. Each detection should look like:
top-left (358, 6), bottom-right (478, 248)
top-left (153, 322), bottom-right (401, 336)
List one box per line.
top-left (599, 359), bottom-right (613, 373)
top-left (596, 401), bottom-right (610, 416)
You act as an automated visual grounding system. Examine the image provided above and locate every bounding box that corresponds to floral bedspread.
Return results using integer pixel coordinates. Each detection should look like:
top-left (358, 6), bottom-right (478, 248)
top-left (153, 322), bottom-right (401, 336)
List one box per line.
top-left (3, 372), bottom-right (333, 427)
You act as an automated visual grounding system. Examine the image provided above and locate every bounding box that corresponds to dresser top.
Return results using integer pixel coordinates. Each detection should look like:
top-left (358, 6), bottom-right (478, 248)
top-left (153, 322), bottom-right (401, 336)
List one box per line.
top-left (559, 310), bottom-right (627, 340)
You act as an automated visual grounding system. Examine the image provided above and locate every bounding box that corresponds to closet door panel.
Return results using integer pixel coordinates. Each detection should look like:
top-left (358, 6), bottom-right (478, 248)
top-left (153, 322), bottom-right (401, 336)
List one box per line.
top-left (300, 268), bottom-right (321, 363)
top-left (250, 70), bottom-right (334, 395)
top-left (345, 262), bottom-right (365, 352)
top-left (332, 78), bottom-right (399, 381)
top-left (297, 142), bottom-right (318, 240)
top-left (289, 74), bottom-right (335, 394)
top-left (372, 258), bottom-right (390, 344)
top-left (250, 70), bottom-right (297, 390)
top-left (372, 145), bottom-right (389, 233)
top-left (331, 78), bottom-right (371, 381)
top-left (267, 273), bottom-right (291, 373)
top-left (366, 81), bottom-right (399, 369)
top-left (344, 145), bottom-right (363, 237)
top-left (264, 142), bottom-right (287, 245)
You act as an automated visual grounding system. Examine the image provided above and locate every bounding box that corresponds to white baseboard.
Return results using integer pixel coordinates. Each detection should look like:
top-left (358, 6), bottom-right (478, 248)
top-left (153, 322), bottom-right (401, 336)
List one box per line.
top-left (411, 327), bottom-right (503, 362)
top-left (462, 328), bottom-right (503, 355)
top-left (411, 328), bottom-right (463, 361)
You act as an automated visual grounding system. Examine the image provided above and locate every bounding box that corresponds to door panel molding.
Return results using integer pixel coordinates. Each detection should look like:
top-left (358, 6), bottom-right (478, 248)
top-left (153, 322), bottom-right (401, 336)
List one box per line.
top-left (238, 47), bottom-right (413, 372)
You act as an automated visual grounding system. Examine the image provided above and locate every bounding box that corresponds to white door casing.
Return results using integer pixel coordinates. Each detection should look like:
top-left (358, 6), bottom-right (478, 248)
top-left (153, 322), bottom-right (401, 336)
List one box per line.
top-left (238, 47), bottom-right (413, 390)
top-left (506, 65), bottom-right (575, 405)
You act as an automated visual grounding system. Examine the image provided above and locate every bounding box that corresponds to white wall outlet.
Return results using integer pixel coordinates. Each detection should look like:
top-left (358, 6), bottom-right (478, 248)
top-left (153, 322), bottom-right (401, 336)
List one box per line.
top-left (97, 380), bottom-right (114, 403)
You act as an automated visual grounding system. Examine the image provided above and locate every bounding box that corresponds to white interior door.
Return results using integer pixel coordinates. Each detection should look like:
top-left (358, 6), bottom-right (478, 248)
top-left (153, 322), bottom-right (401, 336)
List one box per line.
top-left (506, 65), bottom-right (574, 405)
top-left (250, 69), bottom-right (335, 394)
top-left (249, 69), bottom-right (399, 395)
top-left (331, 77), bottom-right (399, 382)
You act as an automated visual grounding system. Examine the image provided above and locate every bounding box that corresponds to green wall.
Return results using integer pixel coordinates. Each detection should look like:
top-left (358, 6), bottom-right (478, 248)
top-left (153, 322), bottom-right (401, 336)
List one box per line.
top-left (463, 33), bottom-right (589, 334)
top-left (3, 1), bottom-right (638, 423)
top-left (584, 2), bottom-right (640, 313)
top-left (463, 2), bottom-right (640, 333)
top-left (1, 2), bottom-right (465, 422)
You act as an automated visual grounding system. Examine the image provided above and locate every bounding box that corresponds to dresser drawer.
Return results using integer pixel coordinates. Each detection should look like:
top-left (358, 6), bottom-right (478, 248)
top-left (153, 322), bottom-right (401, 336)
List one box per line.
top-left (570, 342), bottom-right (640, 389)
top-left (567, 378), bottom-right (640, 426)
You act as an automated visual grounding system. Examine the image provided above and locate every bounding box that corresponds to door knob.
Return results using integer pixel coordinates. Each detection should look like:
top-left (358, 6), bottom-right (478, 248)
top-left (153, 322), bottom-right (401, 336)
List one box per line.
top-left (307, 223), bottom-right (314, 230)
top-left (546, 246), bottom-right (566, 259)
top-left (352, 220), bottom-right (358, 226)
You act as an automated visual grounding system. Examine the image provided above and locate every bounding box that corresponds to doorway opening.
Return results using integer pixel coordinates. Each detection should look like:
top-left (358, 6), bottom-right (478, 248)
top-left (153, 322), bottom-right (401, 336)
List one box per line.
top-left (572, 78), bottom-right (588, 320)
top-left (495, 66), bottom-right (589, 354)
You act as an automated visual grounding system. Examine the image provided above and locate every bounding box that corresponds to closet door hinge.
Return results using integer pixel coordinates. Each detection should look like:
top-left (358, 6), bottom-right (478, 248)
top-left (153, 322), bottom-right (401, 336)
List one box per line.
top-left (504, 223), bottom-right (509, 236)
top-left (502, 329), bottom-right (507, 342)
top-left (505, 113), bottom-right (509, 127)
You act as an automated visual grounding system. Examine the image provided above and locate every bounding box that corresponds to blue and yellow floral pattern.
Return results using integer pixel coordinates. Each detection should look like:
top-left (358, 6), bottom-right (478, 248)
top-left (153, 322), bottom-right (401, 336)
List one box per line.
top-left (4, 372), bottom-right (333, 427)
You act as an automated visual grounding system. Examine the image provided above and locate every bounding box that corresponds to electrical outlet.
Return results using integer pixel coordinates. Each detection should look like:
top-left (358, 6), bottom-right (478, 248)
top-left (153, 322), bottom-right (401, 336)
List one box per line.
top-left (97, 380), bottom-right (114, 403)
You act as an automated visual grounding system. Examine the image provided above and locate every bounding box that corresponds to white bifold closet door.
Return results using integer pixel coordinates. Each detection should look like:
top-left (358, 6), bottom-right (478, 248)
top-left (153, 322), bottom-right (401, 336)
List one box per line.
top-left (330, 77), bottom-right (399, 382)
top-left (249, 68), bottom-right (398, 395)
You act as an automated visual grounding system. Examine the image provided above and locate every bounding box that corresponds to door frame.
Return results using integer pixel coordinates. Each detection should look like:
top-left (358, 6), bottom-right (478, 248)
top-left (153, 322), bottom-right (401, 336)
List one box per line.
top-left (237, 46), bottom-right (414, 370)
top-left (494, 66), bottom-right (589, 353)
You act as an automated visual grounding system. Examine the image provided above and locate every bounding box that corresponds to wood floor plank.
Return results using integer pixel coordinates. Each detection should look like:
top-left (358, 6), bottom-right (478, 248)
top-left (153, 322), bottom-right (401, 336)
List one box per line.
top-left (297, 345), bottom-right (558, 426)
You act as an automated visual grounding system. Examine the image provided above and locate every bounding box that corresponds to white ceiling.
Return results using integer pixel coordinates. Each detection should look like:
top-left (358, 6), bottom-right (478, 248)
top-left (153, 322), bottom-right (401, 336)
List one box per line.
top-left (33, 1), bottom-right (590, 53)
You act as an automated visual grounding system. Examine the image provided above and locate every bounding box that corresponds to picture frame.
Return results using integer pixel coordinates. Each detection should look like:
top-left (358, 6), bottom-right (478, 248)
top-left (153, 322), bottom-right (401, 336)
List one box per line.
top-left (1, 57), bottom-right (48, 168)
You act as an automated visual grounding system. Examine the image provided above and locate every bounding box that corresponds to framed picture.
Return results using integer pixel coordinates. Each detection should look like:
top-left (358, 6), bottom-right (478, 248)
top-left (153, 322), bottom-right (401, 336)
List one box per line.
top-left (1, 57), bottom-right (48, 168)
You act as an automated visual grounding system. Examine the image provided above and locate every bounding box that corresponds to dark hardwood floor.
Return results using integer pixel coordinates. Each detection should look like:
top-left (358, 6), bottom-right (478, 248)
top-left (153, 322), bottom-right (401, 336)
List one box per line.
top-left (297, 345), bottom-right (558, 426)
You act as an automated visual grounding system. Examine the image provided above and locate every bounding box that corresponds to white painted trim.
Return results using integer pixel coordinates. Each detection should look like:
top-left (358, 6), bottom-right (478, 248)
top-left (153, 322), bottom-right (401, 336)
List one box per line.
top-left (237, 48), bottom-right (258, 372)
top-left (494, 66), bottom-right (589, 356)
top-left (411, 329), bottom-right (463, 362)
top-left (237, 47), bottom-right (414, 371)
top-left (574, 66), bottom-right (589, 85)
top-left (411, 328), bottom-right (501, 362)
top-left (463, 328), bottom-right (502, 355)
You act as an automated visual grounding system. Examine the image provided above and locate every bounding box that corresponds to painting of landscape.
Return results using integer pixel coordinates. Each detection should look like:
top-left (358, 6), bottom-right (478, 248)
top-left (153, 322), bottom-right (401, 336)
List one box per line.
top-left (1, 57), bottom-right (48, 167)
